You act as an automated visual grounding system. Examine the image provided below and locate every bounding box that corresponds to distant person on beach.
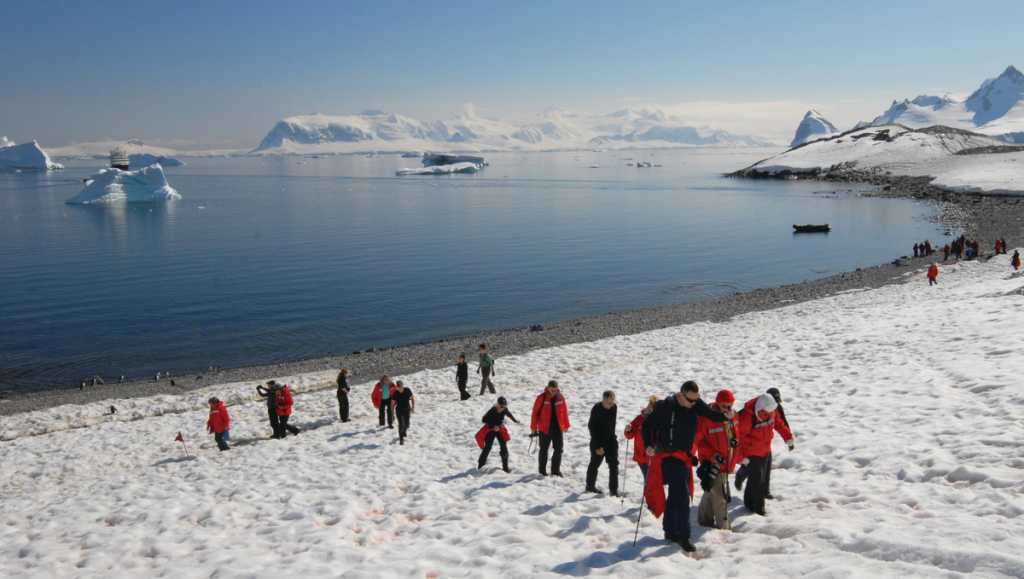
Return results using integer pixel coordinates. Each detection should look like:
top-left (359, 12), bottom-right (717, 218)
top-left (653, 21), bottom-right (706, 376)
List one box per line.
top-left (695, 389), bottom-right (738, 530)
top-left (391, 380), bottom-right (415, 445)
top-left (1001, 238), bottom-right (1008, 255)
top-left (763, 388), bottom-right (792, 500)
top-left (1013, 250), bottom-right (1021, 271)
top-left (927, 263), bottom-right (939, 286)
top-left (477, 396), bottom-right (519, 472)
top-left (336, 368), bottom-right (350, 422)
top-left (456, 354), bottom-right (471, 400)
top-left (478, 343), bottom-right (496, 395)
top-left (624, 396), bottom-right (658, 478)
top-left (531, 380), bottom-right (570, 477)
top-left (995, 239), bottom-right (1003, 255)
top-left (943, 244), bottom-right (950, 262)
top-left (734, 393), bottom-right (793, 517)
top-left (372, 375), bottom-right (397, 428)
top-left (206, 397), bottom-right (231, 451)
top-left (256, 381), bottom-right (280, 438)
top-left (275, 383), bottom-right (300, 437)
top-left (585, 390), bottom-right (619, 496)
top-left (913, 243), bottom-right (920, 258)
top-left (925, 240), bottom-right (932, 255)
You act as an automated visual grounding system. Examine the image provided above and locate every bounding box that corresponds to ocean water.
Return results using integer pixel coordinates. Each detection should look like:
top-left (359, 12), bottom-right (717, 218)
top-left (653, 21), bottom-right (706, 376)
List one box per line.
top-left (0, 149), bottom-right (950, 391)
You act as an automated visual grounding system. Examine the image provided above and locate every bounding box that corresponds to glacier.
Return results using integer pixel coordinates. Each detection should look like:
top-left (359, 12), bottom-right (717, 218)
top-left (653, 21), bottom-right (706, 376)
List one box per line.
top-left (0, 140), bottom-right (63, 172)
top-left (66, 164), bottom-right (181, 205)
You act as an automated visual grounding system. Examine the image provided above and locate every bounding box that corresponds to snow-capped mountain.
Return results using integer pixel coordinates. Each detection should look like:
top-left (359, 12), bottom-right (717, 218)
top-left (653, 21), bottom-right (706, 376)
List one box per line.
top-left (868, 66), bottom-right (1024, 140)
top-left (253, 107), bottom-right (771, 154)
top-left (790, 110), bottom-right (839, 147)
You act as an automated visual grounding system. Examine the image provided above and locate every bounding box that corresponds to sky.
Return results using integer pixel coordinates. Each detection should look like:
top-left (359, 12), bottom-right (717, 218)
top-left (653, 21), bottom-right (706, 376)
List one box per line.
top-left (2, 0), bottom-right (1022, 148)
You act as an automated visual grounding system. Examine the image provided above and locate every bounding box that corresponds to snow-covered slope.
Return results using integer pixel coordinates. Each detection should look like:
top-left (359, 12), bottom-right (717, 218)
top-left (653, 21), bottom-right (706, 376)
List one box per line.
top-left (3, 257), bottom-right (1024, 578)
top-left (253, 107), bottom-right (770, 154)
top-left (66, 164), bottom-right (181, 204)
top-left (0, 140), bottom-right (64, 172)
top-left (790, 110), bottom-right (839, 147)
top-left (49, 140), bottom-right (239, 160)
top-left (869, 66), bottom-right (1024, 139)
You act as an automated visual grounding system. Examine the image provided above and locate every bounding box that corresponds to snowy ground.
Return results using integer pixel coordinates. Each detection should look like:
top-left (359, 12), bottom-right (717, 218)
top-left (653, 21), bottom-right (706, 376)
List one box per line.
top-left (3, 257), bottom-right (1024, 578)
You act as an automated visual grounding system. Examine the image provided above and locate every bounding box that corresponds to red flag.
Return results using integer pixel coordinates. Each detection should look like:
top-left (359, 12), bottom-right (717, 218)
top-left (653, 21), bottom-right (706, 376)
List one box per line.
top-left (175, 431), bottom-right (184, 442)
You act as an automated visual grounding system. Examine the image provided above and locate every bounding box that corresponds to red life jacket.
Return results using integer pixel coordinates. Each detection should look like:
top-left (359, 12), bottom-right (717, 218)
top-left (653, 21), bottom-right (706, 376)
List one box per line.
top-left (475, 425), bottom-right (511, 448)
top-left (644, 451), bottom-right (694, 518)
top-left (206, 401), bottom-right (231, 433)
top-left (695, 412), bottom-right (739, 473)
top-left (928, 264), bottom-right (939, 279)
top-left (530, 392), bottom-right (570, 434)
top-left (735, 397), bottom-right (793, 461)
top-left (624, 414), bottom-right (648, 465)
top-left (371, 382), bottom-right (397, 409)
top-left (275, 386), bottom-right (294, 417)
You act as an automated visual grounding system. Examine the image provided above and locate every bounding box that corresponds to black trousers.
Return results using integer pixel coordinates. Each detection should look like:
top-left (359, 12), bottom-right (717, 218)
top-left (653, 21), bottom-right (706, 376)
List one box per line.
top-left (338, 392), bottom-right (349, 421)
top-left (457, 377), bottom-right (470, 400)
top-left (213, 432), bottom-right (229, 451)
top-left (276, 415), bottom-right (300, 437)
top-left (479, 431), bottom-right (509, 469)
top-left (479, 367), bottom-right (495, 395)
top-left (662, 458), bottom-right (692, 540)
top-left (538, 429), bottom-right (564, 475)
top-left (378, 402), bottom-right (394, 427)
top-left (743, 456), bottom-right (770, 515)
top-left (396, 409), bottom-right (411, 442)
top-left (586, 441), bottom-right (619, 493)
top-left (267, 407), bottom-right (280, 437)
top-left (766, 452), bottom-right (773, 495)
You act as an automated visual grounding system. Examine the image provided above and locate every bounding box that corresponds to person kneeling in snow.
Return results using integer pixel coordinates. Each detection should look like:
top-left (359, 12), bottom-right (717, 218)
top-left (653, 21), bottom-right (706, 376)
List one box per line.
top-left (206, 397), bottom-right (231, 451)
top-left (695, 389), bottom-right (739, 530)
top-left (642, 381), bottom-right (727, 553)
top-left (477, 396), bottom-right (519, 471)
top-left (734, 393), bottom-right (793, 516)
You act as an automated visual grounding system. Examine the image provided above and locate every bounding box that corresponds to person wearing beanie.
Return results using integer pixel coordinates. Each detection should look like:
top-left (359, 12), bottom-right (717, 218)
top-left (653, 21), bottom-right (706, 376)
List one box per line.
top-left (206, 397), bottom-right (231, 451)
top-left (734, 392), bottom-right (794, 516)
top-left (641, 380), bottom-right (728, 553)
top-left (624, 396), bottom-right (658, 478)
top-left (477, 396), bottom-right (519, 472)
top-left (694, 389), bottom-right (739, 529)
top-left (530, 380), bottom-right (570, 476)
top-left (764, 387), bottom-right (793, 500)
top-left (585, 390), bottom-right (619, 496)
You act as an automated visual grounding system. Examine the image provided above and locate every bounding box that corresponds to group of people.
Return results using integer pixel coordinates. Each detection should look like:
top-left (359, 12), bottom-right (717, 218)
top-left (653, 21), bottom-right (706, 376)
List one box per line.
top-left (200, 347), bottom-right (798, 555)
top-left (912, 240), bottom-right (934, 258)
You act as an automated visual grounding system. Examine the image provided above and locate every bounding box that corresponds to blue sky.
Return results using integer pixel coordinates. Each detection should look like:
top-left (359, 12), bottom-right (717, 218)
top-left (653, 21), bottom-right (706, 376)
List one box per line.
top-left (2, 0), bottom-right (1021, 147)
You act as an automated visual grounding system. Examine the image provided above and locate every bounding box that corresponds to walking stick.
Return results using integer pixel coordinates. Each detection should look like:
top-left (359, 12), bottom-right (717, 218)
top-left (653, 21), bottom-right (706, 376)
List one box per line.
top-left (632, 477), bottom-right (647, 548)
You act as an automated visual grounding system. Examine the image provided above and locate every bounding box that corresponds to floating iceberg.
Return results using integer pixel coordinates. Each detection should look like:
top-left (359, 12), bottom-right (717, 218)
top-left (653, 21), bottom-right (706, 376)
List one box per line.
top-left (0, 140), bottom-right (64, 172)
top-left (421, 153), bottom-right (486, 167)
top-left (66, 164), bottom-right (181, 205)
top-left (395, 162), bottom-right (481, 176)
top-left (129, 153), bottom-right (184, 168)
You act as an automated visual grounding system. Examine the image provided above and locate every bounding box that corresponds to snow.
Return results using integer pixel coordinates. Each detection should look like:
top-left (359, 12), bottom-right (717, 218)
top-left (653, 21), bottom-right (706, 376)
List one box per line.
top-left (4, 257), bottom-right (1024, 578)
top-left (927, 151), bottom-right (1024, 194)
top-left (0, 139), bottom-right (63, 172)
top-left (395, 162), bottom-right (481, 176)
top-left (252, 108), bottom-right (771, 155)
top-left (129, 153), bottom-right (185, 168)
top-left (48, 140), bottom-right (240, 160)
top-left (1, 135), bottom-right (13, 148)
top-left (66, 164), bottom-right (181, 204)
top-left (790, 110), bottom-right (839, 147)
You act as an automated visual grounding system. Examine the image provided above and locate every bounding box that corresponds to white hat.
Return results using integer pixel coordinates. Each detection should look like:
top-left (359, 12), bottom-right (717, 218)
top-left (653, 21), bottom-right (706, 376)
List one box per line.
top-left (755, 393), bottom-right (778, 414)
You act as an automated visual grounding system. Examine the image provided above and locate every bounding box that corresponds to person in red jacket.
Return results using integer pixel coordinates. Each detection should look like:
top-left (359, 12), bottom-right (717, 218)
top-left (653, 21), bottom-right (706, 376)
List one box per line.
top-left (371, 375), bottom-right (397, 428)
top-left (274, 383), bottom-right (301, 438)
top-left (531, 380), bottom-right (570, 476)
top-left (694, 389), bottom-right (738, 529)
top-left (927, 263), bottom-right (939, 286)
top-left (734, 393), bottom-right (793, 516)
top-left (206, 397), bottom-right (231, 451)
top-left (624, 396), bottom-right (658, 478)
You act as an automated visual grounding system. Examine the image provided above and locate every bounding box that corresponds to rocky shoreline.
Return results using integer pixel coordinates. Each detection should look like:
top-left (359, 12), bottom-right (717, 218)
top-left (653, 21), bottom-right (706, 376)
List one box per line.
top-left (3, 174), bottom-right (1020, 417)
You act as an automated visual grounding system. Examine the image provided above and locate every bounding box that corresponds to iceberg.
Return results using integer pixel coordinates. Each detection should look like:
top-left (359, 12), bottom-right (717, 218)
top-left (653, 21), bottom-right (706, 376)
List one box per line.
top-left (0, 140), bottom-right (64, 172)
top-left (790, 110), bottom-right (839, 147)
top-left (1, 136), bottom-right (13, 148)
top-left (395, 162), bottom-right (481, 176)
top-left (421, 153), bottom-right (486, 167)
top-left (129, 153), bottom-right (184, 168)
top-left (66, 164), bottom-right (181, 205)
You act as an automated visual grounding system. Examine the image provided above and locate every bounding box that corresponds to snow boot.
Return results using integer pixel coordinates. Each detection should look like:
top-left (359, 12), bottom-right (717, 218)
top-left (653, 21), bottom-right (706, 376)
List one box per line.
top-left (585, 486), bottom-right (604, 495)
top-left (734, 464), bottom-right (749, 491)
top-left (678, 539), bottom-right (697, 553)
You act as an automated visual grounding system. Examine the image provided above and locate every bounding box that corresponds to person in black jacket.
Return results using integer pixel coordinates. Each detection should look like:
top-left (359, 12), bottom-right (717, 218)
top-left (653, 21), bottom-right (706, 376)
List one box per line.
top-left (256, 381), bottom-right (280, 438)
top-left (456, 354), bottom-right (470, 401)
top-left (336, 368), bottom-right (351, 422)
top-left (478, 396), bottom-right (519, 471)
top-left (642, 381), bottom-right (726, 553)
top-left (391, 381), bottom-right (415, 445)
top-left (586, 390), bottom-right (619, 495)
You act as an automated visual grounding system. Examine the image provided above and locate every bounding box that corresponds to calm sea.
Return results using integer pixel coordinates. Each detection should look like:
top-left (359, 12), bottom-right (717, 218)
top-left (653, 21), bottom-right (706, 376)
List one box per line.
top-left (0, 149), bottom-right (949, 391)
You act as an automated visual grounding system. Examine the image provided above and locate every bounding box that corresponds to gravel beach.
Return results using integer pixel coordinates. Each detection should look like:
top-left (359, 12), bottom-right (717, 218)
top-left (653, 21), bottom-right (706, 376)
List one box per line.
top-left (3, 180), bottom-right (1019, 417)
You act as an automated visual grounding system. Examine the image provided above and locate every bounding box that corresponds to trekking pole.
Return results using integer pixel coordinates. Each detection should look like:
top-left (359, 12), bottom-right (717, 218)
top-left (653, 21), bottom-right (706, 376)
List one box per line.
top-left (632, 481), bottom-right (646, 548)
